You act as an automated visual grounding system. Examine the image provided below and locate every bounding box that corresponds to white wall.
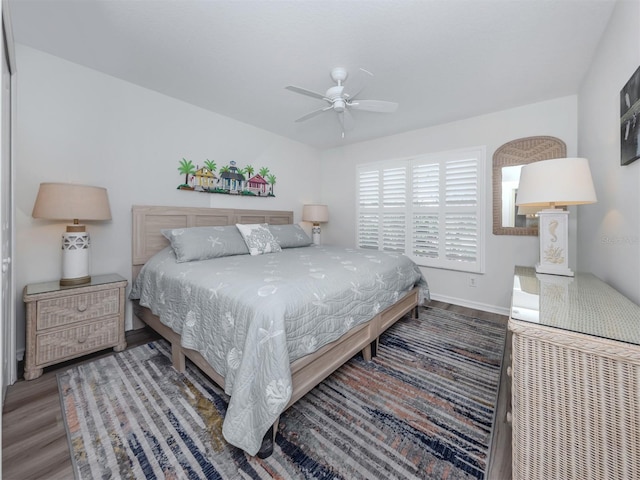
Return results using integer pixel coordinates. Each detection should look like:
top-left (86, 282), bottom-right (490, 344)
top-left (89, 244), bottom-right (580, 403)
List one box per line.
top-left (320, 96), bottom-right (578, 314)
top-left (14, 45), bottom-right (321, 352)
top-left (578, 0), bottom-right (640, 304)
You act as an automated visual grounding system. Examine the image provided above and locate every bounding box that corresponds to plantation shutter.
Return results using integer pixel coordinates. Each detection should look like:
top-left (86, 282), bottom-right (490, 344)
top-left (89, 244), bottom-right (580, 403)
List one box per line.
top-left (357, 169), bottom-right (380, 249)
top-left (381, 167), bottom-right (407, 252)
top-left (357, 162), bottom-right (408, 251)
top-left (356, 147), bottom-right (485, 274)
top-left (411, 161), bottom-right (440, 260)
top-left (443, 157), bottom-right (479, 265)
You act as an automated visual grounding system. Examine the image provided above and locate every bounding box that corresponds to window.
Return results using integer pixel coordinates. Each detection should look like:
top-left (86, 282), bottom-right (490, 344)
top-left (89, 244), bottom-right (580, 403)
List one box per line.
top-left (356, 146), bottom-right (485, 273)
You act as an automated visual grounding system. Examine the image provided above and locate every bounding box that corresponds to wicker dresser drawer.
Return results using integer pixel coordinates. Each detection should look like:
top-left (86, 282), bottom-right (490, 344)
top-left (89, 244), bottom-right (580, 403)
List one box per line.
top-left (23, 274), bottom-right (128, 380)
top-left (36, 288), bottom-right (120, 329)
top-left (35, 316), bottom-right (120, 365)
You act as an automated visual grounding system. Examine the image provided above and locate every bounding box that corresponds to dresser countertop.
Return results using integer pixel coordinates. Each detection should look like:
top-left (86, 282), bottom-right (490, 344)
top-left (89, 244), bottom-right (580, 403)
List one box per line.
top-left (510, 266), bottom-right (640, 346)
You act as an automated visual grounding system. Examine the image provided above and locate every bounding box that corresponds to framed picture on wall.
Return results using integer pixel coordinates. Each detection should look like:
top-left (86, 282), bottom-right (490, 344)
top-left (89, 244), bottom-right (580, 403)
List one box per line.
top-left (620, 65), bottom-right (640, 166)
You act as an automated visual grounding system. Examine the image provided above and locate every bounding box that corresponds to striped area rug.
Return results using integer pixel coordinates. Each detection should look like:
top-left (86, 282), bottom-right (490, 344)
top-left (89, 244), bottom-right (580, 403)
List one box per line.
top-left (58, 306), bottom-right (506, 479)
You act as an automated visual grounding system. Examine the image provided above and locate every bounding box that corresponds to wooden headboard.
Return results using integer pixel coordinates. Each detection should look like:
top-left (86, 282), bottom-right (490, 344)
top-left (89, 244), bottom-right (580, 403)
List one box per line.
top-left (131, 205), bottom-right (293, 279)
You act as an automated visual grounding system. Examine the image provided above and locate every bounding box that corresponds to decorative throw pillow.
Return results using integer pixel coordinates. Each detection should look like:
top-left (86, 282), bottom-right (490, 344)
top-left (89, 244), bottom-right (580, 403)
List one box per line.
top-left (268, 224), bottom-right (312, 248)
top-left (236, 223), bottom-right (282, 256)
top-left (162, 225), bottom-right (249, 263)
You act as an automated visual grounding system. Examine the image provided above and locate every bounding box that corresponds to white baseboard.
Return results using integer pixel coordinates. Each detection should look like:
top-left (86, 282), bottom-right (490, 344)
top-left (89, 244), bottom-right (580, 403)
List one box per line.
top-left (428, 293), bottom-right (510, 317)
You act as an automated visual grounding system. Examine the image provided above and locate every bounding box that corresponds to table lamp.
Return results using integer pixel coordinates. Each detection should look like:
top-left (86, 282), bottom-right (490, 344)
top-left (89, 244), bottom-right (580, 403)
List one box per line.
top-left (32, 182), bottom-right (112, 286)
top-left (302, 204), bottom-right (329, 245)
top-left (516, 158), bottom-right (596, 276)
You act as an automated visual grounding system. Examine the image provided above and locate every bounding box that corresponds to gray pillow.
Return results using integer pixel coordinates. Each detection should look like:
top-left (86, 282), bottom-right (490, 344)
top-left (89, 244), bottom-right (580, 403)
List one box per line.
top-left (268, 224), bottom-right (312, 248)
top-left (162, 225), bottom-right (249, 263)
top-left (236, 223), bottom-right (282, 256)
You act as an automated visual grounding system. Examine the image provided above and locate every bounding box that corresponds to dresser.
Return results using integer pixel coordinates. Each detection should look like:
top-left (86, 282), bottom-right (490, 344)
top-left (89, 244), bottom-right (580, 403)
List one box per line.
top-left (508, 267), bottom-right (640, 479)
top-left (23, 273), bottom-right (127, 380)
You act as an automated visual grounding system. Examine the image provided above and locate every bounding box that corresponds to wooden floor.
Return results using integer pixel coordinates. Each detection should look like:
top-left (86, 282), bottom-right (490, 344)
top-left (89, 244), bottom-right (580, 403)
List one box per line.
top-left (1, 327), bottom-right (160, 480)
top-left (2, 303), bottom-right (512, 480)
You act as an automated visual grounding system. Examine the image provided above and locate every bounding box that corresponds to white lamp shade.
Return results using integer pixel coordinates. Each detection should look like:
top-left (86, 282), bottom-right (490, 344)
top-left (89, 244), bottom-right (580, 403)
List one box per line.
top-left (32, 182), bottom-right (112, 221)
top-left (516, 157), bottom-right (597, 207)
top-left (302, 204), bottom-right (329, 223)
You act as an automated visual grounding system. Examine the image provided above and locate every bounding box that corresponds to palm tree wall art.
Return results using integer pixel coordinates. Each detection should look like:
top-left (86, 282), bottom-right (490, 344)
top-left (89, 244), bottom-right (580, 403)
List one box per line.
top-left (176, 158), bottom-right (276, 197)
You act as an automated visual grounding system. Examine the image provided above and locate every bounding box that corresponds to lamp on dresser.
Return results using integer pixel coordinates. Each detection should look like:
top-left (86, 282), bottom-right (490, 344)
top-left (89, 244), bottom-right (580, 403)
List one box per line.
top-left (302, 204), bottom-right (329, 245)
top-left (515, 157), bottom-right (596, 276)
top-left (32, 182), bottom-right (112, 286)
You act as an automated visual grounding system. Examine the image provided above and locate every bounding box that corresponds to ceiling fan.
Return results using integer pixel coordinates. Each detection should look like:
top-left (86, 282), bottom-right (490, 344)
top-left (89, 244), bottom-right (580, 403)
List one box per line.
top-left (285, 67), bottom-right (399, 138)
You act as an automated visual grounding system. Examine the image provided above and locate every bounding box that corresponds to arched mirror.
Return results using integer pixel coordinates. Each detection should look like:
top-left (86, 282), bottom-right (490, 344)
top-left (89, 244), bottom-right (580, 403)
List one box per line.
top-left (493, 136), bottom-right (566, 235)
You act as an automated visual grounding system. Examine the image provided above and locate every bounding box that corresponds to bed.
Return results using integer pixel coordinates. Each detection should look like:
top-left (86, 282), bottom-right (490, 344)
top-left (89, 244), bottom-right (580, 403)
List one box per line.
top-left (130, 205), bottom-right (429, 457)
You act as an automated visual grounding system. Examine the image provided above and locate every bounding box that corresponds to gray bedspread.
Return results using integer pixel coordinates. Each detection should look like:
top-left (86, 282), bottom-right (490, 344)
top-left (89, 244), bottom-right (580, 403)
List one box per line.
top-left (130, 245), bottom-right (429, 455)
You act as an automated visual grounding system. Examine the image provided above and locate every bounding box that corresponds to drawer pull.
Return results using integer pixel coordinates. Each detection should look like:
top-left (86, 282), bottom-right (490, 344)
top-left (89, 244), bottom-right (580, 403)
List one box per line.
top-left (77, 304), bottom-right (88, 312)
top-left (507, 366), bottom-right (512, 377)
top-left (77, 337), bottom-right (88, 344)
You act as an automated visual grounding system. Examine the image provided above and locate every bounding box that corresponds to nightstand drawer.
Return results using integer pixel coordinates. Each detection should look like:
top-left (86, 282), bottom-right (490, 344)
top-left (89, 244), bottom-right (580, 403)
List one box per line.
top-left (37, 288), bottom-right (120, 330)
top-left (35, 316), bottom-right (120, 365)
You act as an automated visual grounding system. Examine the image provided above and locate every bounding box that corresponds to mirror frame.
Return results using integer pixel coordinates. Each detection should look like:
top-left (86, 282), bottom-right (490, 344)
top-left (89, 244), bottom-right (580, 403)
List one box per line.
top-left (493, 136), bottom-right (566, 235)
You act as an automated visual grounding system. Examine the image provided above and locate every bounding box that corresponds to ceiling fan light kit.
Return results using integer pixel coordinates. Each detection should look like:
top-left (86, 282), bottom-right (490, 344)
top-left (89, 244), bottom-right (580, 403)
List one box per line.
top-left (285, 67), bottom-right (398, 138)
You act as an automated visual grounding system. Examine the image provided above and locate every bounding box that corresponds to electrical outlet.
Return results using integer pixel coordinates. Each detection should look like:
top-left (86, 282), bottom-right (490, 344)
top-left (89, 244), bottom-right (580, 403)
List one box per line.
top-left (468, 276), bottom-right (477, 287)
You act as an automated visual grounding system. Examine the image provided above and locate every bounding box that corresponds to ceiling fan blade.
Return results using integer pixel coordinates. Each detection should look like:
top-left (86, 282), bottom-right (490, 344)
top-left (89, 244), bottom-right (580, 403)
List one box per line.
top-left (295, 106), bottom-right (332, 122)
top-left (349, 99), bottom-right (399, 113)
top-left (285, 85), bottom-right (327, 100)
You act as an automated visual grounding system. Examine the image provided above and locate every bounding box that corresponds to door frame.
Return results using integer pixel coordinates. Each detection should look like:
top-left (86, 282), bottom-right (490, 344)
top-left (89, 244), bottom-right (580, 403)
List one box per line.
top-left (1, 0), bottom-right (17, 403)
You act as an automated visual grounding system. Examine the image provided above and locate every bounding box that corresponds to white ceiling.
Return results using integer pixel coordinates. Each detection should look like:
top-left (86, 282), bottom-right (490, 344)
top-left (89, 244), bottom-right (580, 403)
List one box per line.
top-left (8, 0), bottom-right (616, 150)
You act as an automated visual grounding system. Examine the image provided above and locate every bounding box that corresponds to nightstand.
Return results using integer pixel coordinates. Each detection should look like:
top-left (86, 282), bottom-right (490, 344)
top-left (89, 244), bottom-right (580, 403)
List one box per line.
top-left (23, 273), bottom-right (128, 380)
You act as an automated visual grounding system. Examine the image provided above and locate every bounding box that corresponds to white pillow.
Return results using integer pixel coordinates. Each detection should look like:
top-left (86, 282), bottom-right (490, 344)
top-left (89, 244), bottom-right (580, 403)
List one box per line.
top-left (236, 223), bottom-right (282, 256)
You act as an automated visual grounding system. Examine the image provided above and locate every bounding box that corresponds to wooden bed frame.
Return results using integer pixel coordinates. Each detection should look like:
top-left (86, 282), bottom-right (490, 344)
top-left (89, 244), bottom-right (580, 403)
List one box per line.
top-left (131, 205), bottom-right (420, 454)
